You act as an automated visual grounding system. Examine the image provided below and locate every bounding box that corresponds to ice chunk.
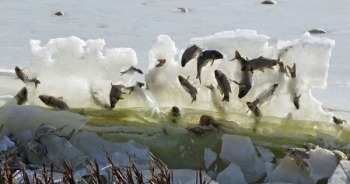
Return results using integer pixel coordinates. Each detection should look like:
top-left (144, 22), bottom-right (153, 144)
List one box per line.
top-left (0, 105), bottom-right (90, 138)
top-left (219, 134), bottom-right (265, 182)
top-left (265, 162), bottom-right (276, 175)
top-left (264, 156), bottom-right (314, 184)
top-left (216, 163), bottom-right (247, 184)
top-left (328, 161), bottom-right (350, 184)
top-left (204, 147), bottom-right (217, 169)
top-left (304, 147), bottom-right (338, 182)
top-left (256, 146), bottom-right (275, 162)
top-left (70, 132), bottom-right (150, 168)
top-left (40, 134), bottom-right (85, 170)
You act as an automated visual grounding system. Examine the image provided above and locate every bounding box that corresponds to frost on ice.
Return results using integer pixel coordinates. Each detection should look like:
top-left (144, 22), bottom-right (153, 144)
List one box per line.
top-left (17, 29), bottom-right (335, 123)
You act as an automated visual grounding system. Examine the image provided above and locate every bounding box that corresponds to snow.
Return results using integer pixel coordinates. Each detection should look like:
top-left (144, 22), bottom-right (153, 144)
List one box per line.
top-left (219, 134), bottom-right (265, 183)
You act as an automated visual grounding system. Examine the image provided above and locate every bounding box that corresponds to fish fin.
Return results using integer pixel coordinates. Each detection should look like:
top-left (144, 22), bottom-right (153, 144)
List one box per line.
top-left (258, 55), bottom-right (263, 58)
top-left (232, 80), bottom-right (240, 85)
top-left (119, 96), bottom-right (124, 100)
top-left (259, 68), bottom-right (265, 72)
top-left (210, 59), bottom-right (214, 66)
top-left (57, 97), bottom-right (63, 100)
top-left (246, 57), bottom-right (249, 61)
top-left (230, 58), bottom-right (236, 61)
top-left (268, 66), bottom-right (274, 69)
top-left (196, 73), bottom-right (201, 84)
top-left (186, 75), bottom-right (190, 81)
top-left (191, 96), bottom-right (197, 103)
top-left (205, 84), bottom-right (214, 90)
top-left (222, 96), bottom-right (229, 102)
top-left (120, 71), bottom-right (126, 76)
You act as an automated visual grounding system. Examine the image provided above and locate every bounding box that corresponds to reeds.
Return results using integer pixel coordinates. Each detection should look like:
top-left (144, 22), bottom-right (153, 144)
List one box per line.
top-left (0, 149), bottom-right (211, 184)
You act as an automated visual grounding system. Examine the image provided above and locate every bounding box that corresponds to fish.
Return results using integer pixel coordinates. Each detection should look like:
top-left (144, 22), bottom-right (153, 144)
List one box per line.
top-left (39, 95), bottom-right (69, 110)
top-left (178, 75), bottom-right (198, 103)
top-left (241, 56), bottom-right (279, 73)
top-left (126, 82), bottom-right (145, 95)
top-left (332, 150), bottom-right (348, 162)
top-left (27, 140), bottom-right (48, 157)
top-left (278, 61), bottom-right (288, 74)
top-left (333, 116), bottom-right (347, 125)
top-left (181, 44), bottom-right (202, 67)
top-left (255, 83), bottom-right (278, 106)
top-left (293, 93), bottom-right (301, 109)
top-left (246, 99), bottom-right (262, 117)
top-left (287, 63), bottom-right (296, 78)
top-left (35, 123), bottom-right (67, 140)
top-left (170, 106), bottom-right (181, 116)
top-left (155, 59), bottom-right (166, 67)
top-left (120, 66), bottom-right (143, 76)
top-left (196, 50), bottom-right (224, 83)
top-left (199, 115), bottom-right (219, 128)
top-left (14, 87), bottom-right (28, 105)
top-left (15, 66), bottom-right (41, 88)
top-left (231, 50), bottom-right (252, 98)
top-left (303, 143), bottom-right (318, 151)
top-left (109, 84), bottom-right (125, 109)
top-left (214, 70), bottom-right (231, 102)
top-left (284, 148), bottom-right (310, 169)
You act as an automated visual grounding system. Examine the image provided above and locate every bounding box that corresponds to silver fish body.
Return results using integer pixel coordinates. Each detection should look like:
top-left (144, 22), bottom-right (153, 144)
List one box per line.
top-left (109, 84), bottom-right (125, 109)
top-left (15, 66), bottom-right (40, 88)
top-left (14, 87), bottom-right (28, 105)
top-left (181, 44), bottom-right (202, 67)
top-left (35, 123), bottom-right (67, 140)
top-left (27, 140), bottom-right (48, 157)
top-left (293, 93), bottom-right (301, 110)
top-left (232, 51), bottom-right (252, 98)
top-left (39, 95), bottom-right (69, 110)
top-left (214, 70), bottom-right (231, 102)
top-left (246, 99), bottom-right (262, 117)
top-left (120, 66), bottom-right (143, 76)
top-left (241, 56), bottom-right (279, 73)
top-left (178, 75), bottom-right (197, 103)
top-left (196, 50), bottom-right (224, 83)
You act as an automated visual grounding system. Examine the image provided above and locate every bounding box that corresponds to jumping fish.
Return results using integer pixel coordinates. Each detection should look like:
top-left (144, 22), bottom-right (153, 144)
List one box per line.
top-left (255, 83), bottom-right (278, 106)
top-left (126, 82), bottom-right (145, 95)
top-left (120, 66), bottom-right (143, 76)
top-left (241, 56), bottom-right (279, 73)
top-left (246, 99), bottom-right (262, 117)
top-left (214, 70), bottom-right (231, 102)
top-left (155, 59), bottom-right (166, 67)
top-left (15, 66), bottom-right (41, 88)
top-left (170, 106), bottom-right (181, 117)
top-left (333, 116), bottom-right (347, 125)
top-left (39, 95), bottom-right (69, 110)
top-left (293, 93), bottom-right (301, 109)
top-left (196, 50), bottom-right (224, 83)
top-left (178, 75), bottom-right (198, 103)
top-left (181, 44), bottom-right (202, 67)
top-left (287, 63), bottom-right (296, 78)
top-left (284, 147), bottom-right (310, 169)
top-left (231, 50), bottom-right (252, 98)
top-left (109, 84), bottom-right (125, 109)
top-left (14, 87), bottom-right (28, 105)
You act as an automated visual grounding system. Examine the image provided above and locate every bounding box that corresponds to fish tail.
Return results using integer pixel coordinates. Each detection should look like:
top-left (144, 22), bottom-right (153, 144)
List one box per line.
top-left (191, 96), bottom-right (197, 103)
top-left (222, 96), bottom-right (229, 102)
top-left (196, 73), bottom-right (201, 84)
top-left (34, 79), bottom-right (41, 88)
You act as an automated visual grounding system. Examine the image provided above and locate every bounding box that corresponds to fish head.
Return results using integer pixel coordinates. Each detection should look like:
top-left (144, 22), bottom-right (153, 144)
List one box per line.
top-left (171, 106), bottom-right (180, 116)
top-left (38, 95), bottom-right (49, 103)
top-left (15, 66), bottom-right (21, 73)
top-left (181, 56), bottom-right (190, 66)
top-left (284, 148), bottom-right (294, 156)
top-left (238, 85), bottom-right (251, 99)
top-left (214, 70), bottom-right (223, 79)
top-left (178, 75), bottom-right (186, 84)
